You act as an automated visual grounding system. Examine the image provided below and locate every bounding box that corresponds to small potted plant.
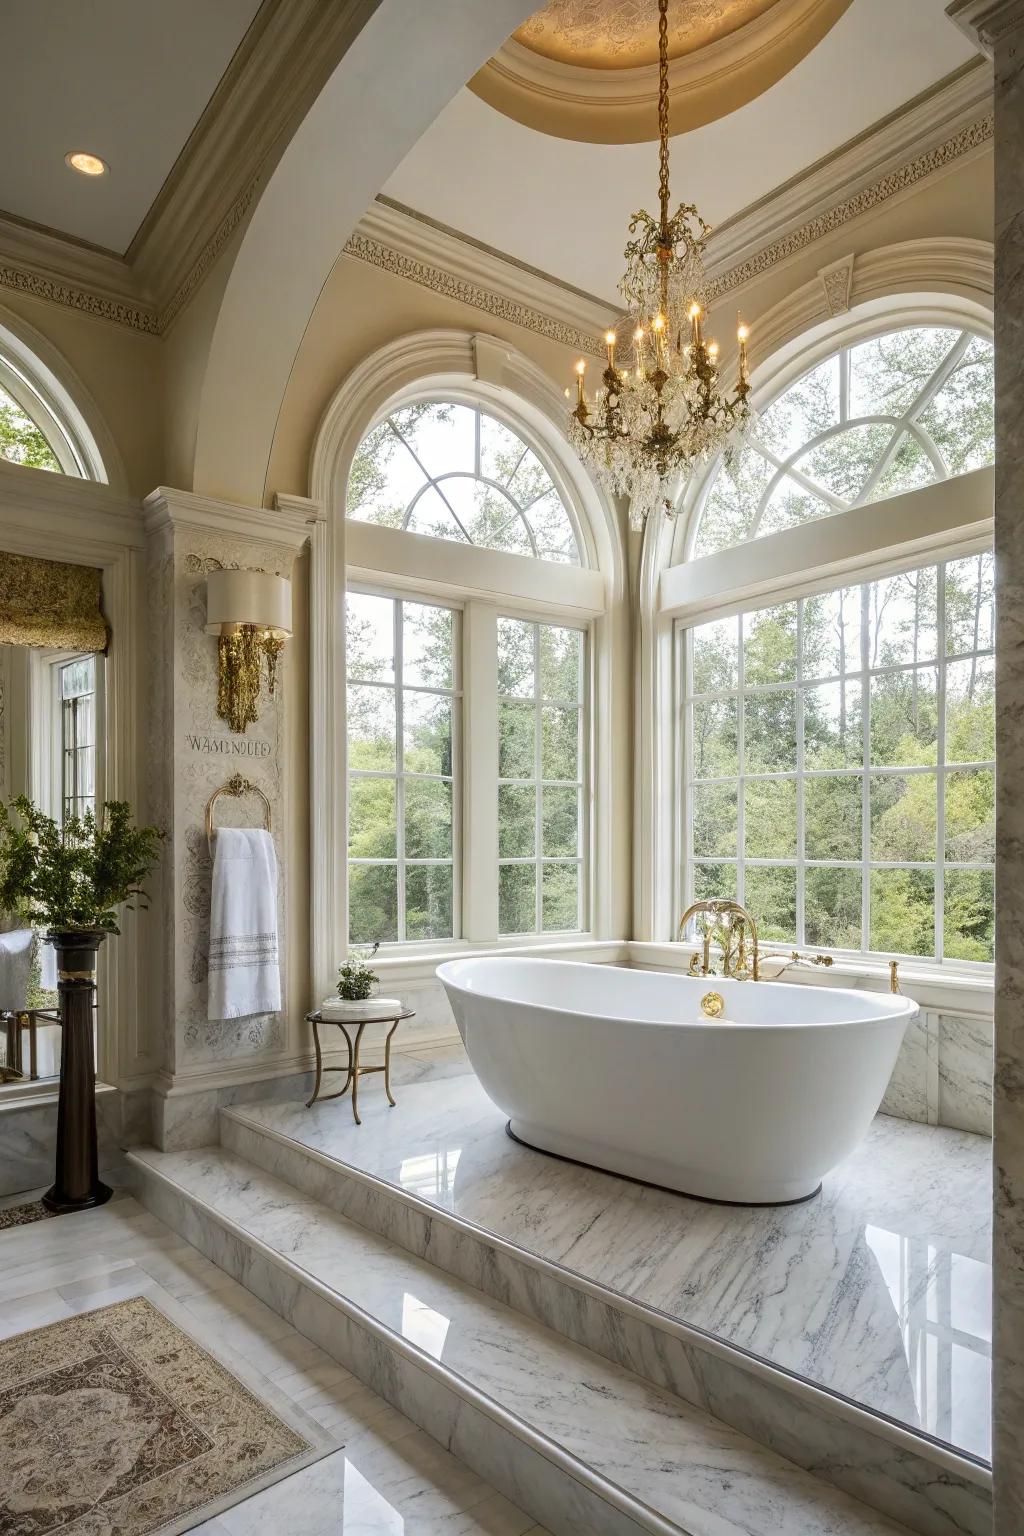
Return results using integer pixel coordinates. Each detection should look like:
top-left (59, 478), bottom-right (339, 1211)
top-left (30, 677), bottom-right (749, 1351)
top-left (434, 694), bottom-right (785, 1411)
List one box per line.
top-left (336, 941), bottom-right (380, 1002)
top-left (0, 796), bottom-right (163, 1212)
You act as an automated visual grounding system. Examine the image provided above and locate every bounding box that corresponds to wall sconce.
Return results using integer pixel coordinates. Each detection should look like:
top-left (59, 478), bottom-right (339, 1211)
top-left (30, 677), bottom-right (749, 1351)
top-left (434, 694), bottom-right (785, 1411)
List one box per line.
top-left (205, 568), bottom-right (292, 734)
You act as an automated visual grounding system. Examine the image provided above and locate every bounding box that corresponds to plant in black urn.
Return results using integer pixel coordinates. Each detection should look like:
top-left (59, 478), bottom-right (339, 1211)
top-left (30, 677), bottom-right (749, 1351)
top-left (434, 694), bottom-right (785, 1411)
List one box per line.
top-left (0, 797), bottom-right (163, 1212)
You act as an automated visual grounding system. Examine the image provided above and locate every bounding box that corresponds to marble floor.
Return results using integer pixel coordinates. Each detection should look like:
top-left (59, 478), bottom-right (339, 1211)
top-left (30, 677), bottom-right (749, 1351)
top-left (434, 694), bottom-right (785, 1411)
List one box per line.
top-left (235, 1044), bottom-right (993, 1461)
top-left (0, 1187), bottom-right (547, 1535)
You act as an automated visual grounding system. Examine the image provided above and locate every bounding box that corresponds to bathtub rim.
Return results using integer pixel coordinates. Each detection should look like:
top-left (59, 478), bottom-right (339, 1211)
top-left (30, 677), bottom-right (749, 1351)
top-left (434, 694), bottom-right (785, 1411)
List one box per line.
top-left (437, 954), bottom-right (919, 1032)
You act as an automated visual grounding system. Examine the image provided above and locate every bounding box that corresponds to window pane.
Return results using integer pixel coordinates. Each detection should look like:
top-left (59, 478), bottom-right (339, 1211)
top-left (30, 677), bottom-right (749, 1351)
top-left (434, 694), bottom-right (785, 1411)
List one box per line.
top-left (946, 656), bottom-right (995, 763)
top-left (806, 868), bottom-right (862, 949)
top-left (870, 668), bottom-right (938, 766)
top-left (61, 657), bottom-right (94, 699)
top-left (348, 685), bottom-right (396, 770)
top-left (349, 864), bottom-right (398, 944)
top-left (870, 869), bottom-right (934, 957)
top-left (692, 862), bottom-right (737, 903)
top-left (404, 691), bottom-right (452, 776)
top-left (945, 769), bottom-right (995, 863)
top-left (497, 618), bottom-right (535, 696)
top-left (394, 402), bottom-right (469, 478)
top-left (693, 782), bottom-right (738, 858)
top-left (499, 784), bottom-right (535, 857)
top-left (404, 778), bottom-right (452, 859)
top-left (542, 786), bottom-right (579, 858)
top-left (872, 432), bottom-right (937, 501)
top-left (917, 335), bottom-right (995, 476)
top-left (542, 862), bottom-right (579, 931)
top-left (868, 569), bottom-right (938, 667)
top-left (944, 869), bottom-right (994, 962)
top-left (744, 692), bottom-right (796, 773)
top-left (347, 593), bottom-right (394, 681)
top-left (803, 588), bottom-right (862, 679)
top-left (348, 777), bottom-right (396, 858)
top-left (849, 328), bottom-right (959, 417)
top-left (403, 602), bottom-right (453, 688)
top-left (804, 681), bottom-right (862, 769)
top-left (499, 701), bottom-right (535, 778)
top-left (745, 779), bottom-right (797, 859)
top-left (539, 625), bottom-right (581, 703)
top-left (405, 864), bottom-right (453, 941)
top-left (691, 697), bottom-right (738, 778)
top-left (871, 772), bottom-right (937, 862)
top-left (744, 865), bottom-right (797, 943)
top-left (796, 422), bottom-right (893, 503)
top-left (499, 862), bottom-right (536, 934)
top-left (946, 553), bottom-right (994, 656)
top-left (691, 617), bottom-right (739, 694)
top-left (758, 477), bottom-right (835, 539)
top-left (757, 354), bottom-right (840, 457)
top-left (744, 605), bottom-right (797, 684)
top-left (805, 776), bottom-right (861, 861)
top-left (541, 705), bottom-right (579, 781)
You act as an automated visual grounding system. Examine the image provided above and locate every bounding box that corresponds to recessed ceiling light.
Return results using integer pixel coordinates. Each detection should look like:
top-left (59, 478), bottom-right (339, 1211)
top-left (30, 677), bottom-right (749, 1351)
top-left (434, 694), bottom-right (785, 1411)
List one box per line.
top-left (65, 151), bottom-right (108, 177)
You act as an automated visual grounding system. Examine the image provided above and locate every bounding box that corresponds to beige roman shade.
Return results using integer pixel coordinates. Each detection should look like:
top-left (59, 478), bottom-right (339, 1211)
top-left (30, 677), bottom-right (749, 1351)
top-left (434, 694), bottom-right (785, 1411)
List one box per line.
top-left (0, 553), bottom-right (108, 651)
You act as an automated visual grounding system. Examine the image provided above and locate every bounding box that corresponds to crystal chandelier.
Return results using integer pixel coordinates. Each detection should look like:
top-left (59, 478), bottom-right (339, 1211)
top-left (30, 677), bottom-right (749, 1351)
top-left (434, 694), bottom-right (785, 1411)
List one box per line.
top-left (568, 0), bottom-right (753, 530)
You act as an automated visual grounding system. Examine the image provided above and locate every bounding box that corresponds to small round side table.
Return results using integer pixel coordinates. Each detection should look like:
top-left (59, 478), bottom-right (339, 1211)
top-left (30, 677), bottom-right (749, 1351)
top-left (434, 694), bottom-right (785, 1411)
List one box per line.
top-left (304, 1007), bottom-right (414, 1124)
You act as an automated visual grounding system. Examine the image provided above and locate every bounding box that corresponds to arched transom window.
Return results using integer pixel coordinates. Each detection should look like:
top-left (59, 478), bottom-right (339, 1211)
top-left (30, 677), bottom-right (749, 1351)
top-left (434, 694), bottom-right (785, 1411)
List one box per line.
top-left (693, 326), bottom-right (994, 557)
top-left (0, 378), bottom-right (63, 472)
top-left (347, 401), bottom-right (582, 565)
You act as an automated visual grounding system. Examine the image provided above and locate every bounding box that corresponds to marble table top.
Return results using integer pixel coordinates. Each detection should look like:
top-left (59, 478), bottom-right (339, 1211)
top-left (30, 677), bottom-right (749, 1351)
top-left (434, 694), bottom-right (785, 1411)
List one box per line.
top-left (234, 1048), bottom-right (993, 1460)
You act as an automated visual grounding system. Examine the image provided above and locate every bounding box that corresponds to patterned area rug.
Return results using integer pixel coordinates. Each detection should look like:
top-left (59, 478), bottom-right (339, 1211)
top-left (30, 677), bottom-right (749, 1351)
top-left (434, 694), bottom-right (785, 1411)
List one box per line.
top-left (0, 1200), bottom-right (56, 1232)
top-left (0, 1296), bottom-right (327, 1536)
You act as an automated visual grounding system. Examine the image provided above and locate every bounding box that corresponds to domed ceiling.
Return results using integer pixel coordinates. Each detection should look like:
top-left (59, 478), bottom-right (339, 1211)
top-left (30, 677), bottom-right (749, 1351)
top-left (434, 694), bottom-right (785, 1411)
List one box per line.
top-left (469, 0), bottom-right (854, 142)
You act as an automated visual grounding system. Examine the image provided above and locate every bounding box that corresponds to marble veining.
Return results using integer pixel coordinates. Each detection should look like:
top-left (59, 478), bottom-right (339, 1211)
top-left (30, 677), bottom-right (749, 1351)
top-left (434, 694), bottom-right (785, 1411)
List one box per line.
top-left (228, 1062), bottom-right (992, 1461)
top-left (130, 1143), bottom-right (917, 1536)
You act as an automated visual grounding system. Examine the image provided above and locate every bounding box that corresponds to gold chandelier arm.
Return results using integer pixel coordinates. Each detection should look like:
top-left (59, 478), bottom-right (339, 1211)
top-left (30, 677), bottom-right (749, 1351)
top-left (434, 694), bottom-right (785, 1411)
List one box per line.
top-left (658, 0), bottom-right (670, 237)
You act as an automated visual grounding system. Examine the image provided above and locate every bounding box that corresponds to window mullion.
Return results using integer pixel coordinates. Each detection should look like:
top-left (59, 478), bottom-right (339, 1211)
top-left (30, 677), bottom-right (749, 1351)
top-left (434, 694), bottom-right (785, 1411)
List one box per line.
top-left (395, 600), bottom-right (406, 943)
top-left (737, 614), bottom-right (745, 909)
top-left (796, 600), bottom-right (805, 948)
top-left (860, 581), bottom-right (871, 952)
top-left (534, 622), bottom-right (543, 934)
top-left (936, 562), bottom-right (947, 964)
top-left (463, 602), bottom-right (498, 941)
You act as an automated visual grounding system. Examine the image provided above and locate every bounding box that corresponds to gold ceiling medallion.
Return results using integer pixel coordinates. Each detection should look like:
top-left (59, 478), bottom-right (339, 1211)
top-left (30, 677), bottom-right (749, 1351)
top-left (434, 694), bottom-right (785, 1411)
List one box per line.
top-left (470, 0), bottom-right (853, 143)
top-left (568, 0), bottom-right (753, 530)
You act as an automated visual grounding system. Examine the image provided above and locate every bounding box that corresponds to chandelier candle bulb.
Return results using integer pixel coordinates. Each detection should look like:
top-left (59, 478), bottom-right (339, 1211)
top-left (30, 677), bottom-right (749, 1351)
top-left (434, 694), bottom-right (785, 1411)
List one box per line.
top-left (605, 330), bottom-right (617, 368)
top-left (575, 359), bottom-right (587, 409)
top-left (688, 302), bottom-right (702, 347)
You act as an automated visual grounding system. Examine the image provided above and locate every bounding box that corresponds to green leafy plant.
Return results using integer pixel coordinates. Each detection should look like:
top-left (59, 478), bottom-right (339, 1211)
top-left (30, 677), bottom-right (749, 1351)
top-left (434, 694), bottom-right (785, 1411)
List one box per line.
top-left (0, 796), bottom-right (164, 935)
top-left (336, 941), bottom-right (380, 1001)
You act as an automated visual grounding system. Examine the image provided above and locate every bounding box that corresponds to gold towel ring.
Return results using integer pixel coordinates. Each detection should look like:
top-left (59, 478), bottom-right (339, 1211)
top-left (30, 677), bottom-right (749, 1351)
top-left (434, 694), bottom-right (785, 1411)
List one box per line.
top-left (205, 772), bottom-right (272, 849)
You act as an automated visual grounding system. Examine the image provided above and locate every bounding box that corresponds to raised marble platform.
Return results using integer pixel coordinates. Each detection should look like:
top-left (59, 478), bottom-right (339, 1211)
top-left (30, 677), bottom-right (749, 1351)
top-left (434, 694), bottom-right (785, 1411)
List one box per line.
top-left (224, 1050), bottom-right (992, 1463)
top-left (129, 1140), bottom-right (924, 1536)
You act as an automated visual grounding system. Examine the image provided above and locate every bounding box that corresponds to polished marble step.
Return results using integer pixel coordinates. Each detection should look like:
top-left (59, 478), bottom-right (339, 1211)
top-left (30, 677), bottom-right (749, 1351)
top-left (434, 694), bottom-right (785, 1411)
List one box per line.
top-left (220, 1098), bottom-right (991, 1536)
top-left (128, 1142), bottom-right (922, 1536)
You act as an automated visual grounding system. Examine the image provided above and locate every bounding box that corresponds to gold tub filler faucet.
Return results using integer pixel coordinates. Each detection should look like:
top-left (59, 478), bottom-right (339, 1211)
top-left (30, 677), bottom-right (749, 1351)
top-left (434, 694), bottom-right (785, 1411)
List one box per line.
top-left (677, 898), bottom-right (836, 982)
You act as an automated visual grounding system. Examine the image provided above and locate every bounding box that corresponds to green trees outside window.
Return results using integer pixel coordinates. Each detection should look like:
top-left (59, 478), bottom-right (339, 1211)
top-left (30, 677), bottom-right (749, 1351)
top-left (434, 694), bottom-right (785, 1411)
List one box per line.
top-left (346, 592), bottom-right (459, 945)
top-left (685, 555), bottom-right (995, 962)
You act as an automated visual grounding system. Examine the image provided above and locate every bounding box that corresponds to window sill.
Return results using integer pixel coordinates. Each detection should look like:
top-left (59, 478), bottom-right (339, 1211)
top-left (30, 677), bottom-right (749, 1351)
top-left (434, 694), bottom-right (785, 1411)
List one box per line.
top-left (366, 935), bottom-right (627, 985)
top-left (627, 943), bottom-right (994, 1014)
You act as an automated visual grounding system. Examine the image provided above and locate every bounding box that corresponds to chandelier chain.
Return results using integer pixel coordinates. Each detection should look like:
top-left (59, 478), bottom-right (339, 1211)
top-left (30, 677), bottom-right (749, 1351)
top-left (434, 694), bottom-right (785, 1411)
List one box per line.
top-left (658, 0), bottom-right (670, 235)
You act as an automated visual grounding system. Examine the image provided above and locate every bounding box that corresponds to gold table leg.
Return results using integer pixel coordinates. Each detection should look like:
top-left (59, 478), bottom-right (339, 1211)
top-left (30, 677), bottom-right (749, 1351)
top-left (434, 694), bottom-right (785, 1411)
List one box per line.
top-left (305, 1019), bottom-right (354, 1108)
top-left (351, 1021), bottom-right (366, 1124)
top-left (383, 1020), bottom-right (399, 1108)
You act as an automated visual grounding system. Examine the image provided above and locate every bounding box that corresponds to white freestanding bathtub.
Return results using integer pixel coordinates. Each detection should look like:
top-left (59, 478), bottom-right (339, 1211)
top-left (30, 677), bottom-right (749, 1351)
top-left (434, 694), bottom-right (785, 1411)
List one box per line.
top-left (437, 956), bottom-right (917, 1205)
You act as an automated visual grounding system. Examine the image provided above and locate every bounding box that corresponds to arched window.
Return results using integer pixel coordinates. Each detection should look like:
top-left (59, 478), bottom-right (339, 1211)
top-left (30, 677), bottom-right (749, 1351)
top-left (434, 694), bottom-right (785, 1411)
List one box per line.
top-left (347, 400), bottom-right (581, 564)
top-left (333, 367), bottom-right (613, 957)
top-left (666, 318), bottom-right (996, 969)
top-left (0, 378), bottom-right (63, 472)
top-left (693, 326), bottom-right (994, 557)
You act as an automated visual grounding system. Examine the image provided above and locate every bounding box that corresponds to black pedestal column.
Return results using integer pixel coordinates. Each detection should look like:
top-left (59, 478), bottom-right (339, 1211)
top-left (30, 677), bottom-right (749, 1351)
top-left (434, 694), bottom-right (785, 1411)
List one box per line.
top-left (43, 928), bottom-right (112, 1213)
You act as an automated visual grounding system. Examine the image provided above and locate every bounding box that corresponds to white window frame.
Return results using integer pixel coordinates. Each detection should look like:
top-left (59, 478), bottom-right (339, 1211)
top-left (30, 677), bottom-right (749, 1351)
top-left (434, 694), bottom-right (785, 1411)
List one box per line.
top-left (346, 585), bottom-right (463, 946)
top-left (677, 552), bottom-right (995, 969)
top-left (28, 647), bottom-right (106, 824)
top-left (641, 303), bottom-right (996, 987)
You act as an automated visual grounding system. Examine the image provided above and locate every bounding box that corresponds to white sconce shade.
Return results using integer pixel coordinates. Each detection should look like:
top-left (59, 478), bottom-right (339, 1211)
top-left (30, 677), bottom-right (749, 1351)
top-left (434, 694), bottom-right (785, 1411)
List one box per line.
top-left (205, 569), bottom-right (292, 635)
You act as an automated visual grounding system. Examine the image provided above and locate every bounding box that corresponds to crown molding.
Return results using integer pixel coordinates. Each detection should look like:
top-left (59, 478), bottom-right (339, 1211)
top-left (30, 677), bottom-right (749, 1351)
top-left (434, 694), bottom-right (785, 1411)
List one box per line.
top-left (947, 0), bottom-right (1024, 54)
top-left (143, 485), bottom-right (314, 546)
top-left (344, 201), bottom-right (614, 359)
top-left (706, 59), bottom-right (993, 293)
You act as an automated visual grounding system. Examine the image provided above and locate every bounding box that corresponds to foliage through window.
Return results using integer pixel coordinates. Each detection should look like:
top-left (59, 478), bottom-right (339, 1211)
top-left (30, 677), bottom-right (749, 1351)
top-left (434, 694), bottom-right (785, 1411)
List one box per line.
top-left (498, 618), bottom-right (585, 935)
top-left (348, 401), bottom-right (581, 564)
top-left (0, 382), bottom-right (61, 472)
top-left (59, 656), bottom-right (97, 825)
top-left (693, 327), bottom-right (994, 556)
top-left (347, 592), bottom-right (460, 945)
top-left (683, 553), bottom-right (995, 963)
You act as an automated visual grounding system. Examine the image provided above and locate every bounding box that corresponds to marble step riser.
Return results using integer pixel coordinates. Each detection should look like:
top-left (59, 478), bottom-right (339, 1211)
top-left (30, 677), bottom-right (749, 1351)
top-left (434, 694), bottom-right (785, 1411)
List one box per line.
top-left (128, 1152), bottom-right (690, 1536)
top-left (220, 1108), bottom-right (990, 1536)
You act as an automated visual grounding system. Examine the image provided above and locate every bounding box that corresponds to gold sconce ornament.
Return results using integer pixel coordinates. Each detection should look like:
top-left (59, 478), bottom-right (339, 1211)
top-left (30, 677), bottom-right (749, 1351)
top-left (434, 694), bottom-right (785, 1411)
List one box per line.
top-left (205, 568), bottom-right (292, 734)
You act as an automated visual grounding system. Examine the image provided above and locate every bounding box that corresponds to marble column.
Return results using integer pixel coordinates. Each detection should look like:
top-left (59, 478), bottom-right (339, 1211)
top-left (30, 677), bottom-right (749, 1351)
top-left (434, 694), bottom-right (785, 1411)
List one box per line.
top-left (949, 2), bottom-right (1024, 1529)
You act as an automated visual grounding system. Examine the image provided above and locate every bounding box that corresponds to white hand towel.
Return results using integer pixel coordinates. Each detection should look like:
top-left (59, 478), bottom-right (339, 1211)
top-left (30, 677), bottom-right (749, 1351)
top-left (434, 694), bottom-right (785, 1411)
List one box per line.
top-left (208, 827), bottom-right (281, 1021)
top-left (0, 928), bottom-right (34, 1010)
